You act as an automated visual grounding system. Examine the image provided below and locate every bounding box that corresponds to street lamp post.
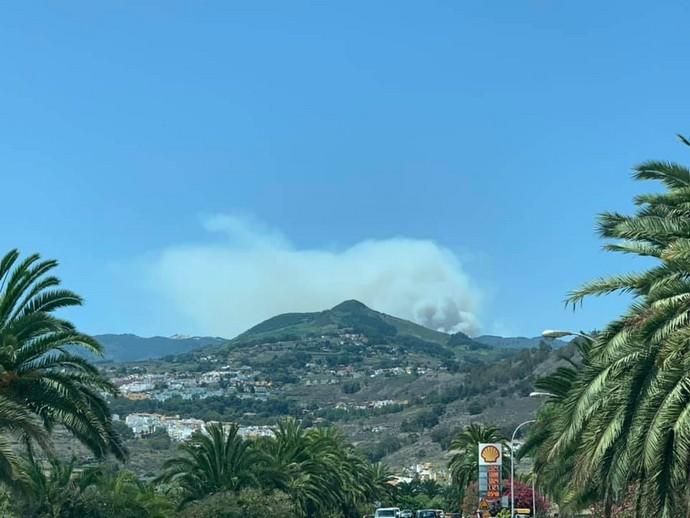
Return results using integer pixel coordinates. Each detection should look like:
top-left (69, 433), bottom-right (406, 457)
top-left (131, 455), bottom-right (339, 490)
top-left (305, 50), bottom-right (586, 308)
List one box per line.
top-left (529, 391), bottom-right (556, 399)
top-left (532, 476), bottom-right (536, 517)
top-left (525, 390), bottom-right (555, 516)
top-left (509, 338), bottom-right (575, 517)
top-left (511, 420), bottom-right (536, 518)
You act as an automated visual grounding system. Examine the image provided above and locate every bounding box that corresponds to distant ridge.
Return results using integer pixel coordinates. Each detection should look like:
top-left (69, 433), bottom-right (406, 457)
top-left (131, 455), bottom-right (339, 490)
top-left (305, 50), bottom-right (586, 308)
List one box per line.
top-left (474, 335), bottom-right (566, 349)
top-left (87, 302), bottom-right (561, 363)
top-left (92, 334), bottom-right (226, 362)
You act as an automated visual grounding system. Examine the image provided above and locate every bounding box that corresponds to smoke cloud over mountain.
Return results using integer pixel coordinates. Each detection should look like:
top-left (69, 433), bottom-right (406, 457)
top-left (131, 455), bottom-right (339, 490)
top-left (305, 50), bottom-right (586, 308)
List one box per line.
top-left (148, 215), bottom-right (481, 338)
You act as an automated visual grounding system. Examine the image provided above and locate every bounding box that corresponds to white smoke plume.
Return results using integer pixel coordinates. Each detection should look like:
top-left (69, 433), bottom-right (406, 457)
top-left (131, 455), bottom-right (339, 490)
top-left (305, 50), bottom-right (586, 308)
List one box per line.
top-left (148, 215), bottom-right (481, 338)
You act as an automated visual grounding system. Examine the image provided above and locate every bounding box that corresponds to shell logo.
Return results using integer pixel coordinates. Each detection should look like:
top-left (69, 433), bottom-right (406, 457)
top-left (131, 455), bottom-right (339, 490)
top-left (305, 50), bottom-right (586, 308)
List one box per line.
top-left (480, 445), bottom-right (501, 463)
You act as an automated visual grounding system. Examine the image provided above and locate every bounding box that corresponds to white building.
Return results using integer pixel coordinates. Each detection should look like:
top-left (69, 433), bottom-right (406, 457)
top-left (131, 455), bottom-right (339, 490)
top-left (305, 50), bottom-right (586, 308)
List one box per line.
top-left (164, 418), bottom-right (205, 441)
top-left (125, 413), bottom-right (161, 436)
top-left (120, 382), bottom-right (155, 393)
top-left (238, 425), bottom-right (275, 439)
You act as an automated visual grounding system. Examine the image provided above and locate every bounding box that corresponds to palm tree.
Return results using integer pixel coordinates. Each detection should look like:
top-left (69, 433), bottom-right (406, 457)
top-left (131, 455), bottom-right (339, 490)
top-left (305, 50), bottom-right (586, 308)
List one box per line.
top-left (260, 419), bottom-right (345, 516)
top-left (17, 455), bottom-right (172, 518)
top-left (365, 461), bottom-right (396, 503)
top-left (80, 466), bottom-right (174, 518)
top-left (0, 249), bottom-right (126, 480)
top-left (538, 142), bottom-right (690, 515)
top-left (331, 434), bottom-right (394, 516)
top-left (258, 418), bottom-right (384, 517)
top-left (519, 338), bottom-right (594, 510)
top-left (419, 478), bottom-right (442, 499)
top-left (157, 422), bottom-right (261, 507)
top-left (32, 416), bottom-right (388, 517)
top-left (0, 395), bottom-right (51, 485)
top-left (17, 454), bottom-right (84, 517)
top-left (447, 423), bottom-right (507, 500)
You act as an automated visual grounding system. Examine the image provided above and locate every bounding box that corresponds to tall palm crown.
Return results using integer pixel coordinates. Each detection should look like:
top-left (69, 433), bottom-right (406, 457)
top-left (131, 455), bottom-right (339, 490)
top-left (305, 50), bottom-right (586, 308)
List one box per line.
top-left (541, 146), bottom-right (690, 515)
top-left (158, 422), bottom-right (261, 507)
top-left (0, 249), bottom-right (125, 476)
top-left (365, 461), bottom-right (395, 502)
top-left (519, 338), bottom-right (592, 509)
top-left (260, 418), bottom-right (391, 517)
top-left (447, 423), bottom-right (507, 494)
top-left (262, 419), bottom-right (356, 516)
top-left (18, 455), bottom-right (171, 518)
top-left (159, 418), bottom-right (391, 516)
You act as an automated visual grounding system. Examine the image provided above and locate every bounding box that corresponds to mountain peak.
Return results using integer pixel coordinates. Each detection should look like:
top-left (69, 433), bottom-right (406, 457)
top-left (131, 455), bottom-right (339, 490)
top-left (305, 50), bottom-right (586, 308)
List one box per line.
top-left (232, 300), bottom-right (452, 347)
top-left (331, 300), bottom-right (370, 313)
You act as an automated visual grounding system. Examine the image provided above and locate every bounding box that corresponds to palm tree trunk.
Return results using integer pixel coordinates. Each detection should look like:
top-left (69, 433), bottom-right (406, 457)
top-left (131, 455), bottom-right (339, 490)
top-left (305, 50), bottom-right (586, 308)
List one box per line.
top-left (634, 484), bottom-right (644, 518)
top-left (603, 493), bottom-right (613, 518)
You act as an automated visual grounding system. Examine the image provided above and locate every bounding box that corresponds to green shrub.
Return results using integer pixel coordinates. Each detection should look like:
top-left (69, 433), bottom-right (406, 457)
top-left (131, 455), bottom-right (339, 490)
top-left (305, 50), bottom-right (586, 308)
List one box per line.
top-left (179, 489), bottom-right (295, 518)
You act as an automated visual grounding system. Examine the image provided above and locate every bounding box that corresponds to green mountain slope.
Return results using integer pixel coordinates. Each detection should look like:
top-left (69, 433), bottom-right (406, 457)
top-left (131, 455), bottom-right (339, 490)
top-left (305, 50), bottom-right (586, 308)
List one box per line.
top-left (104, 302), bottom-right (579, 475)
top-left (233, 299), bottom-right (457, 346)
top-left (93, 303), bottom-right (556, 364)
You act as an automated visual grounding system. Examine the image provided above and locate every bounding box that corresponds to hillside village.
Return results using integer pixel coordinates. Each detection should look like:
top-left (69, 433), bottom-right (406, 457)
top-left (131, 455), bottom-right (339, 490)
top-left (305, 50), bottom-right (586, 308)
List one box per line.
top-left (99, 303), bottom-right (568, 479)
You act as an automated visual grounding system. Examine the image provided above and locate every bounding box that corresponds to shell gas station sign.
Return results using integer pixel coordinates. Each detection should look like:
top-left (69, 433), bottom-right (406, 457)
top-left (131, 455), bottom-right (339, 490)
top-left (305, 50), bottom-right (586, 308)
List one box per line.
top-left (478, 443), bottom-right (503, 505)
top-left (479, 444), bottom-right (501, 464)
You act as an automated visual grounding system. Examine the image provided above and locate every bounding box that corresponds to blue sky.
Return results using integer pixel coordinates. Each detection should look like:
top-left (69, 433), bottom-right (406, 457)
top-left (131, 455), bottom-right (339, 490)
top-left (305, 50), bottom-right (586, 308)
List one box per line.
top-left (1, 1), bottom-right (689, 338)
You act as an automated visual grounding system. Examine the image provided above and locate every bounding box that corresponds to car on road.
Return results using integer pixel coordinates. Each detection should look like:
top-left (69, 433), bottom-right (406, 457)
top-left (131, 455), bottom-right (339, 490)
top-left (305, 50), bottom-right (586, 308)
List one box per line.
top-left (416, 511), bottom-right (445, 518)
top-left (400, 510), bottom-right (414, 518)
top-left (375, 507), bottom-right (401, 518)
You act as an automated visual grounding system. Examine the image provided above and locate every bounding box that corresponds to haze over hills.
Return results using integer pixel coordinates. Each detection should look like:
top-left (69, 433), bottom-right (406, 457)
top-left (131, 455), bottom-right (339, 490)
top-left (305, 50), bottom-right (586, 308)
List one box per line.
top-left (93, 334), bottom-right (225, 362)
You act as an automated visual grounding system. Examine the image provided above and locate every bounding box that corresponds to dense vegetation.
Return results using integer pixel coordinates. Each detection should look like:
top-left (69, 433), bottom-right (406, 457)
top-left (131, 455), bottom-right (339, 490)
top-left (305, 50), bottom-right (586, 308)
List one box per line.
top-left (0, 250), bottom-right (125, 478)
top-left (155, 419), bottom-right (397, 516)
top-left (522, 141), bottom-right (690, 516)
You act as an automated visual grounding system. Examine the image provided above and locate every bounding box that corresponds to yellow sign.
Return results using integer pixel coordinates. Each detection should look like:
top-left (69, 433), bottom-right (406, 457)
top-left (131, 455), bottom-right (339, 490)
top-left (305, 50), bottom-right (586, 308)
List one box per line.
top-left (516, 509), bottom-right (531, 515)
top-left (480, 444), bottom-right (501, 463)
